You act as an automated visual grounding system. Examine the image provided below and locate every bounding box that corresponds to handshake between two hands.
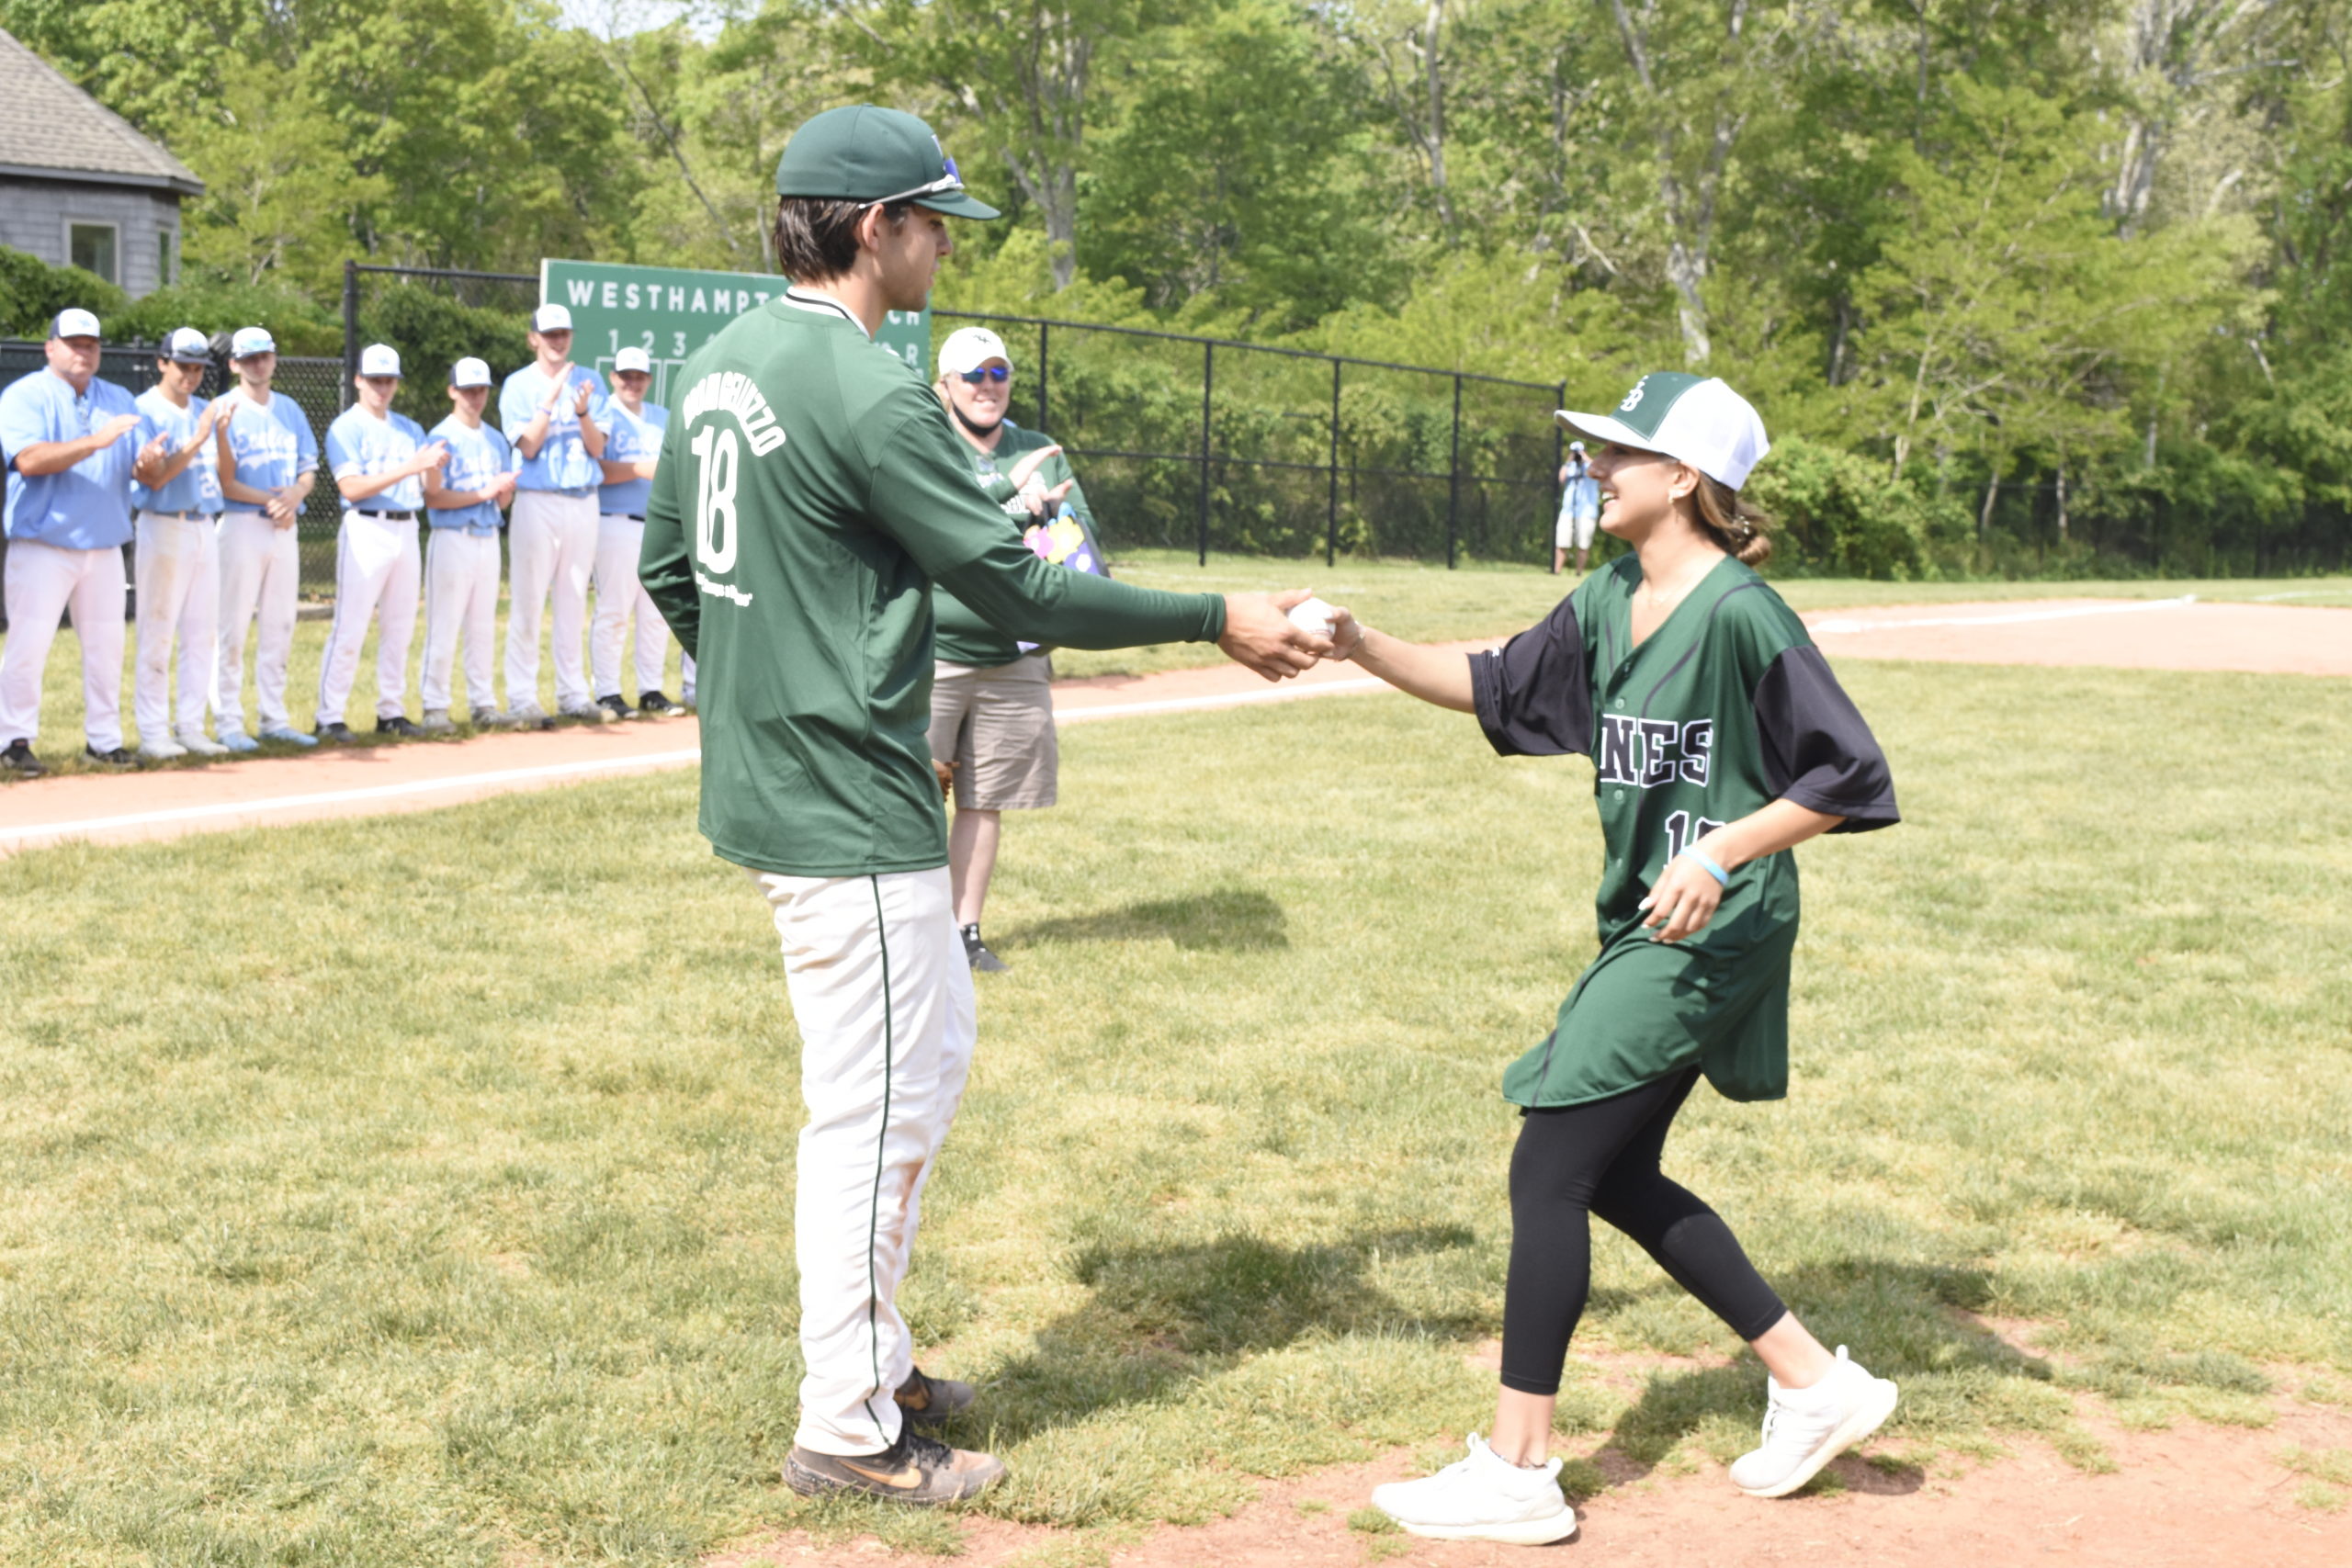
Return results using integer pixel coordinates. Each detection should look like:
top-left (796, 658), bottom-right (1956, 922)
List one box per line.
top-left (1216, 590), bottom-right (1361, 682)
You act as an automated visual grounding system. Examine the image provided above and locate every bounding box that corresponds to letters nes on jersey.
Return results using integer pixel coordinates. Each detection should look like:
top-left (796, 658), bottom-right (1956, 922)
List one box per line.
top-left (541, 259), bottom-right (931, 401)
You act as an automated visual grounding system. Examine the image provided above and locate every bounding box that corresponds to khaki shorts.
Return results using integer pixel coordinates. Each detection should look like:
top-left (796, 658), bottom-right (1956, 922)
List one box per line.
top-left (1555, 507), bottom-right (1598, 549)
top-left (929, 654), bottom-right (1057, 810)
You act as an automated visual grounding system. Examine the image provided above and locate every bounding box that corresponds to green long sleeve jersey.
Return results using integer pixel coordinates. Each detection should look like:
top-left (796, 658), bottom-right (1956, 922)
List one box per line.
top-left (639, 288), bottom-right (1227, 876)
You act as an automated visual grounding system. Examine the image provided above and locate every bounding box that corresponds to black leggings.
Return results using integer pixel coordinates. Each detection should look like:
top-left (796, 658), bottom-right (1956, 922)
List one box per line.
top-left (1499, 1067), bottom-right (1788, 1396)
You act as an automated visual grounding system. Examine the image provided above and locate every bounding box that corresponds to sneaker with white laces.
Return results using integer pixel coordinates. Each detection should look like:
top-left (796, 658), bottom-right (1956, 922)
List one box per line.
top-left (1727, 1346), bottom-right (1899, 1498)
top-left (175, 728), bottom-right (230, 756)
top-left (138, 735), bottom-right (188, 761)
top-left (1371, 1434), bottom-right (1577, 1545)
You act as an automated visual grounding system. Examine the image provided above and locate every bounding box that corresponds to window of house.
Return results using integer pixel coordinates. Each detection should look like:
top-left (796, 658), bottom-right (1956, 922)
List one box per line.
top-left (158, 229), bottom-right (175, 288)
top-left (69, 222), bottom-right (119, 285)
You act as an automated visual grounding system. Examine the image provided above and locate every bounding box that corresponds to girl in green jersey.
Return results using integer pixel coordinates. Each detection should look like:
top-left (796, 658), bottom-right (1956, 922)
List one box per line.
top-left (1332, 375), bottom-right (1902, 1545)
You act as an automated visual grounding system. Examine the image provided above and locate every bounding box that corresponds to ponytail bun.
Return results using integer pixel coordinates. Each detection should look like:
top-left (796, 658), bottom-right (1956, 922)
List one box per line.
top-left (1693, 472), bottom-right (1772, 568)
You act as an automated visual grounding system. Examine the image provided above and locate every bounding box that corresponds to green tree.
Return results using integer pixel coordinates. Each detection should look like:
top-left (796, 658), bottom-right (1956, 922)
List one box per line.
top-left (175, 60), bottom-right (385, 292)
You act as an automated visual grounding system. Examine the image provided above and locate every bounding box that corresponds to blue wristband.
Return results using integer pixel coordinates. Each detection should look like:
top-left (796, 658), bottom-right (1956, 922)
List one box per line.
top-left (1680, 850), bottom-right (1730, 886)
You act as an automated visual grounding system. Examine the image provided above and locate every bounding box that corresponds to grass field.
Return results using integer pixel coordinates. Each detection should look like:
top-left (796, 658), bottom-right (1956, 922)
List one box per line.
top-left (7, 556), bottom-right (2346, 772)
top-left (2, 652), bottom-right (2348, 1564)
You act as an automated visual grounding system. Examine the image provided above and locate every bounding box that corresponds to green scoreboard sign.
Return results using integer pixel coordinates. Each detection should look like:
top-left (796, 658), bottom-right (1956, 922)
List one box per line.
top-left (540, 259), bottom-right (931, 401)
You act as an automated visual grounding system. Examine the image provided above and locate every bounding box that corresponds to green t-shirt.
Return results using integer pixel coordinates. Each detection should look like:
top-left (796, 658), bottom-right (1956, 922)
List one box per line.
top-left (1468, 555), bottom-right (1898, 1107)
top-left (931, 420), bottom-right (1100, 668)
top-left (639, 288), bottom-right (1226, 877)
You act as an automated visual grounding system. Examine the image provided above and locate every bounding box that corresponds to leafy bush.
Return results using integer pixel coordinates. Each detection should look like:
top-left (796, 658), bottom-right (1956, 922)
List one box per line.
top-left (357, 285), bottom-right (536, 423)
top-left (1746, 435), bottom-right (1965, 579)
top-left (0, 245), bottom-right (126, 338)
top-left (108, 276), bottom-right (341, 355)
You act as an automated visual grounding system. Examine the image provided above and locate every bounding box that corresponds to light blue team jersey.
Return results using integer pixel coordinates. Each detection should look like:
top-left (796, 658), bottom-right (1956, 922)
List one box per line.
top-left (1, 368), bottom-right (139, 549)
top-left (498, 363), bottom-right (610, 494)
top-left (325, 405), bottom-right (430, 514)
top-left (1562, 456), bottom-right (1600, 518)
top-left (427, 415), bottom-right (512, 534)
top-left (220, 391), bottom-right (319, 513)
top-left (596, 400), bottom-right (667, 517)
top-left (130, 388), bottom-right (224, 516)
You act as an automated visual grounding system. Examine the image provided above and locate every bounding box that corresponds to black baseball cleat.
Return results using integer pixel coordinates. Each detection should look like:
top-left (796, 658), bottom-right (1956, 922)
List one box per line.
top-left (315, 722), bottom-right (357, 745)
top-left (83, 744), bottom-right (138, 768)
top-left (2, 739), bottom-right (44, 778)
top-left (637, 690), bottom-right (678, 716)
top-left (960, 924), bottom-right (1009, 974)
top-left (784, 1427), bottom-right (1003, 1505)
top-left (376, 715), bottom-right (421, 738)
top-left (895, 1367), bottom-right (977, 1427)
top-left (596, 693), bottom-right (636, 721)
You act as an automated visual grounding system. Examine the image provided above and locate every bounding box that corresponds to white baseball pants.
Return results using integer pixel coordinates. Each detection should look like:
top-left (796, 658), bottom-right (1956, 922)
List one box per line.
top-left (746, 864), bottom-right (975, 1459)
top-left (214, 510), bottom-right (301, 735)
top-left (0, 537), bottom-right (126, 751)
top-left (315, 511), bottom-right (420, 727)
top-left (421, 529), bottom-right (501, 716)
top-left (506, 490), bottom-right (597, 710)
top-left (682, 652), bottom-right (696, 705)
top-left (132, 512), bottom-right (220, 744)
top-left (593, 513), bottom-right (673, 700)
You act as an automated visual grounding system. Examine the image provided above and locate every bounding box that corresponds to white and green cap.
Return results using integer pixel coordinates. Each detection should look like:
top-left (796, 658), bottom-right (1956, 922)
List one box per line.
top-left (1557, 373), bottom-right (1770, 491)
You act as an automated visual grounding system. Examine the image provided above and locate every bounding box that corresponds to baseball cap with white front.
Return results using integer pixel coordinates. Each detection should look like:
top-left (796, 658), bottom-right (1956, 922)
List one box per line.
top-left (231, 325), bottom-right (275, 358)
top-left (451, 356), bottom-right (492, 389)
top-left (357, 343), bottom-right (402, 378)
top-left (1557, 373), bottom-right (1771, 491)
top-left (937, 326), bottom-right (1010, 378)
top-left (613, 346), bottom-right (651, 374)
top-left (164, 327), bottom-right (212, 364)
top-left (533, 303), bottom-right (573, 333)
top-left (51, 308), bottom-right (101, 341)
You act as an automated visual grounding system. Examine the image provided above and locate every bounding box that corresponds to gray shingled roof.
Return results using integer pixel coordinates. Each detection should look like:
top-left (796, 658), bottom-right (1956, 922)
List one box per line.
top-left (0, 28), bottom-right (202, 195)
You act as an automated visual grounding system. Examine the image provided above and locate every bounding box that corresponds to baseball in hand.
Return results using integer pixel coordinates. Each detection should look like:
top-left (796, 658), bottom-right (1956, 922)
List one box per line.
top-left (1286, 595), bottom-right (1340, 637)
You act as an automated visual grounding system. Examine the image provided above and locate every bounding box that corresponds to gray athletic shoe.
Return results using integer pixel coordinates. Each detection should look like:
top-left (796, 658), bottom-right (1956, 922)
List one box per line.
top-left (960, 924), bottom-right (1009, 974)
top-left (418, 709), bottom-right (457, 735)
top-left (557, 699), bottom-right (609, 724)
top-left (138, 735), bottom-right (188, 762)
top-left (895, 1367), bottom-right (976, 1427)
top-left (175, 728), bottom-right (230, 756)
top-left (216, 728), bottom-right (260, 754)
top-left (784, 1428), bottom-right (1003, 1505)
top-left (257, 725), bottom-right (318, 748)
top-left (503, 701), bottom-right (556, 731)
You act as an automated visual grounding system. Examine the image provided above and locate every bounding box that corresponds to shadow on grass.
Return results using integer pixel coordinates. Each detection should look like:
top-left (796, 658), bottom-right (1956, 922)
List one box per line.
top-left (1002, 887), bottom-right (1289, 952)
top-left (973, 1225), bottom-right (1478, 1444)
top-left (1589, 1259), bottom-right (2054, 1495)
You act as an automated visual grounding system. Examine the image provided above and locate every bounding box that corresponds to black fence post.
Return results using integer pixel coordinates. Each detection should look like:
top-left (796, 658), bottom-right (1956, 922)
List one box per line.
top-left (1327, 357), bottom-right (1341, 569)
top-left (1197, 342), bottom-right (1214, 568)
top-left (1036, 321), bottom-right (1049, 433)
top-left (1447, 373), bottom-right (1463, 570)
top-left (1555, 381), bottom-right (1566, 568)
top-left (341, 260), bottom-right (359, 412)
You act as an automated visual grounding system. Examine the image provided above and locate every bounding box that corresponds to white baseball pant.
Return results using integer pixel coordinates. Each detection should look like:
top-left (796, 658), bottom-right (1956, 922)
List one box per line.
top-left (746, 864), bottom-right (975, 1458)
top-left (0, 538), bottom-right (127, 751)
top-left (592, 513), bottom-right (674, 700)
top-left (315, 511), bottom-right (420, 727)
top-left (506, 489), bottom-right (597, 711)
top-left (132, 511), bottom-right (220, 744)
top-left (421, 529), bottom-right (501, 717)
top-left (682, 652), bottom-right (696, 705)
top-left (214, 509), bottom-right (301, 735)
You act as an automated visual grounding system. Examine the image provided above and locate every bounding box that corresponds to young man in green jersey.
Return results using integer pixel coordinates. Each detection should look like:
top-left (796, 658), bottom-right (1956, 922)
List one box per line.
top-left (638, 104), bottom-right (1327, 1506)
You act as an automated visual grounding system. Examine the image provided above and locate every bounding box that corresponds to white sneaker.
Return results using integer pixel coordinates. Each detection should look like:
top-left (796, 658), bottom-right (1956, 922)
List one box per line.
top-left (1371, 1434), bottom-right (1577, 1545)
top-left (1728, 1347), bottom-right (1899, 1498)
top-left (138, 736), bottom-right (187, 761)
top-left (418, 709), bottom-right (457, 735)
top-left (175, 728), bottom-right (229, 756)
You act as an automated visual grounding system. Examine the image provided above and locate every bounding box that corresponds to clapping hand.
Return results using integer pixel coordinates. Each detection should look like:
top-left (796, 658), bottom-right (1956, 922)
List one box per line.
top-left (412, 442), bottom-right (449, 478)
top-left (135, 432), bottom-right (170, 479)
top-left (571, 379), bottom-right (593, 417)
top-left (488, 470), bottom-right (517, 503)
top-left (1004, 444), bottom-right (1076, 518)
top-left (96, 412), bottom-right (141, 446)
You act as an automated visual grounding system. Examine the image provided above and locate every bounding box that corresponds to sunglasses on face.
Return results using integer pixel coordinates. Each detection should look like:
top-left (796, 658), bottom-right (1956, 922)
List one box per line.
top-left (956, 366), bottom-right (1011, 385)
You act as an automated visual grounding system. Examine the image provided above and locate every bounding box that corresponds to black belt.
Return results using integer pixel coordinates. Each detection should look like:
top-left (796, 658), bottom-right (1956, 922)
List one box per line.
top-left (623, 513), bottom-right (645, 522)
top-left (141, 509), bottom-right (209, 523)
top-left (352, 510), bottom-right (415, 523)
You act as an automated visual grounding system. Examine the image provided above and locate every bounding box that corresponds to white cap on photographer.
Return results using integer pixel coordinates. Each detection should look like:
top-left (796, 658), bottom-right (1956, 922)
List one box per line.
top-left (937, 326), bottom-right (1010, 378)
top-left (1557, 373), bottom-right (1770, 491)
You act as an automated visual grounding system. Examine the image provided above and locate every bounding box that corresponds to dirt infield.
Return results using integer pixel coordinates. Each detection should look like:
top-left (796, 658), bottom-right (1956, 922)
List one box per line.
top-left (3, 597), bottom-right (2344, 857)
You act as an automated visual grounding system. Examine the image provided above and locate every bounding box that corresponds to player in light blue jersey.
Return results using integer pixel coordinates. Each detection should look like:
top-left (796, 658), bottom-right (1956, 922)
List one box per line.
top-left (127, 327), bottom-right (232, 760)
top-left (0, 309), bottom-right (147, 774)
top-left (314, 344), bottom-right (445, 742)
top-left (590, 344), bottom-right (681, 717)
top-left (419, 357), bottom-right (517, 732)
top-left (499, 302), bottom-right (610, 723)
top-left (212, 325), bottom-right (321, 750)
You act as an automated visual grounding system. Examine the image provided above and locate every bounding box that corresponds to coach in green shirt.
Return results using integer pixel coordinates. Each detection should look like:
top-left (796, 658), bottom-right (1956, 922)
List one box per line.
top-left (639, 104), bottom-right (1325, 1506)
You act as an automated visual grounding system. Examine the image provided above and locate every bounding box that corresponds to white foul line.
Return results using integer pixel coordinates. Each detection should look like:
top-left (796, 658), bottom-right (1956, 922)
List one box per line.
top-left (0, 676), bottom-right (1402, 850)
top-left (1809, 594), bottom-right (2198, 636)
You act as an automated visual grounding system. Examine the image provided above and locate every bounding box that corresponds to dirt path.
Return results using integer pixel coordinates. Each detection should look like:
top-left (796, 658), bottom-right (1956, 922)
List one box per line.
top-left (5, 596), bottom-right (2344, 856)
top-left (708, 1393), bottom-right (2352, 1568)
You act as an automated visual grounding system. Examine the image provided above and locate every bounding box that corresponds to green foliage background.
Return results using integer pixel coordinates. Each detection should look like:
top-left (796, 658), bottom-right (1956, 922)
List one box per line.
top-left (4, 0), bottom-right (2349, 576)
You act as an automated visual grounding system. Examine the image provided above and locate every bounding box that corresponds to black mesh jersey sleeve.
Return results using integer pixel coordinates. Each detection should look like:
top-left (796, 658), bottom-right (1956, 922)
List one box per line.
top-left (1751, 645), bottom-right (1899, 831)
top-left (1470, 597), bottom-right (1594, 758)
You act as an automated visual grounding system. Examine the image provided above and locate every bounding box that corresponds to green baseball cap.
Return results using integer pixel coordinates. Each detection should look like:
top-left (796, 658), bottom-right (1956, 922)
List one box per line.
top-left (774, 106), bottom-right (1001, 220)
